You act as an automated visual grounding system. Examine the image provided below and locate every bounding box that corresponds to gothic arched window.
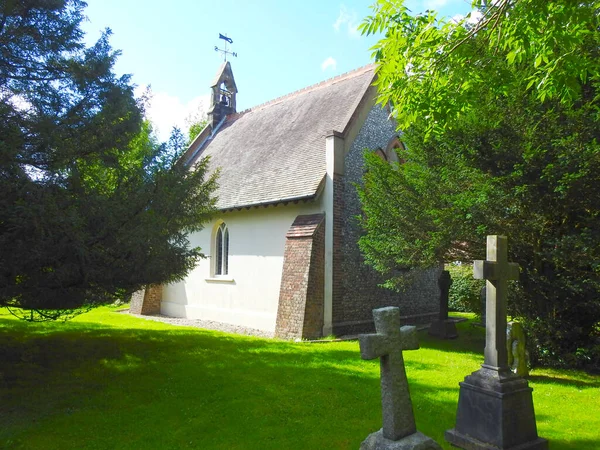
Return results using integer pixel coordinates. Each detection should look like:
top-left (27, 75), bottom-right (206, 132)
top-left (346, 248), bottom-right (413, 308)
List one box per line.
top-left (215, 222), bottom-right (229, 276)
top-left (385, 136), bottom-right (405, 163)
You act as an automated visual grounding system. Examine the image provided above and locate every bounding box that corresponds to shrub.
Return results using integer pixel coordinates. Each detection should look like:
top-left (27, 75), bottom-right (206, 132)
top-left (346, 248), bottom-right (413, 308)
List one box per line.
top-left (447, 264), bottom-right (484, 316)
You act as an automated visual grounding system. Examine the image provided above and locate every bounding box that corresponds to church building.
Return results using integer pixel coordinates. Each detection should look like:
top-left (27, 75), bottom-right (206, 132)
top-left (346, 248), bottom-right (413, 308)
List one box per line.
top-left (131, 62), bottom-right (441, 339)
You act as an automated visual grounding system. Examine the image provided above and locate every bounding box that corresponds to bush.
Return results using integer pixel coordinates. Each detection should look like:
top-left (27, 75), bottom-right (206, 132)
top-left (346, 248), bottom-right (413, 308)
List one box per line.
top-left (447, 264), bottom-right (484, 316)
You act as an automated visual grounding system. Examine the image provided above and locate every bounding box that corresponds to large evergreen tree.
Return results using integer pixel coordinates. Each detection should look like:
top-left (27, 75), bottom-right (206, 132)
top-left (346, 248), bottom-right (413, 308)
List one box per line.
top-left (0, 0), bottom-right (217, 320)
top-left (358, 0), bottom-right (600, 369)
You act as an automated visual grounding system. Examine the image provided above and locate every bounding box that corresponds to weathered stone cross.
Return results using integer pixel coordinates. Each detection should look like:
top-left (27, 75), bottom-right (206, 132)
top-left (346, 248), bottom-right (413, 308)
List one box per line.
top-left (474, 235), bottom-right (520, 371)
top-left (359, 307), bottom-right (418, 441)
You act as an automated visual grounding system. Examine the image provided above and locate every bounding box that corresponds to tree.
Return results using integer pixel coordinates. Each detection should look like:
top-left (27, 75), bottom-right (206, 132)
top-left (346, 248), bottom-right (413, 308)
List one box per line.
top-left (0, 1), bottom-right (217, 320)
top-left (185, 106), bottom-right (209, 146)
top-left (358, 0), bottom-right (600, 369)
top-left (361, 0), bottom-right (600, 136)
top-left (187, 118), bottom-right (208, 146)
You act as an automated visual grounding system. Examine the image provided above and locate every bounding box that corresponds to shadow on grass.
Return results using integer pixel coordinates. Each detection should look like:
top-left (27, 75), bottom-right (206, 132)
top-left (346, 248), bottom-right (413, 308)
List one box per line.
top-left (1, 313), bottom-right (597, 450)
top-left (528, 374), bottom-right (600, 389)
top-left (548, 439), bottom-right (600, 450)
top-left (417, 319), bottom-right (485, 357)
top-left (0, 316), bottom-right (462, 450)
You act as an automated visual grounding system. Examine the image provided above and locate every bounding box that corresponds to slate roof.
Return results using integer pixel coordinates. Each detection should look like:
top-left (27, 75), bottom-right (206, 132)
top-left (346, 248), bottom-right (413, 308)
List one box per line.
top-left (189, 65), bottom-right (376, 210)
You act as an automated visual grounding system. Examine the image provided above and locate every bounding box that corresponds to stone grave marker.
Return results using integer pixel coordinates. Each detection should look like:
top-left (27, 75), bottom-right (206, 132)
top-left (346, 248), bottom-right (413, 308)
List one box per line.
top-left (428, 270), bottom-right (458, 339)
top-left (445, 236), bottom-right (547, 450)
top-left (507, 321), bottom-right (529, 377)
top-left (359, 307), bottom-right (441, 450)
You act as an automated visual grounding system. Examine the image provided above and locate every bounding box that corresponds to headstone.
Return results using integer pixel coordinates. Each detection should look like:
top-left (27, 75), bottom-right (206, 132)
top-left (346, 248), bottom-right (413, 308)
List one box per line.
top-left (428, 270), bottom-right (458, 339)
top-left (445, 236), bottom-right (548, 450)
top-left (507, 321), bottom-right (529, 377)
top-left (359, 307), bottom-right (441, 450)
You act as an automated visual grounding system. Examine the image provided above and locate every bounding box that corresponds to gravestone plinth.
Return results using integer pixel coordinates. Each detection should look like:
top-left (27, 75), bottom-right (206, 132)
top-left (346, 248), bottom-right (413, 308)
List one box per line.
top-left (428, 270), bottom-right (458, 339)
top-left (445, 367), bottom-right (547, 450)
top-left (361, 430), bottom-right (440, 450)
top-left (445, 236), bottom-right (547, 450)
top-left (359, 307), bottom-right (441, 450)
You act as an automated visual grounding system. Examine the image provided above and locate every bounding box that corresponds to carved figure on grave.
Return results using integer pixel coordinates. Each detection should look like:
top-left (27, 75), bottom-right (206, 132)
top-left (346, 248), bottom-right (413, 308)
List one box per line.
top-left (359, 307), bottom-right (441, 450)
top-left (507, 321), bottom-right (530, 377)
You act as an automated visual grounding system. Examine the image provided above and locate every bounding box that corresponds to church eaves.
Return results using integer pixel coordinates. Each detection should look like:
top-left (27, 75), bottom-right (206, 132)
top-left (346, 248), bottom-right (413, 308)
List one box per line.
top-left (188, 65), bottom-right (376, 211)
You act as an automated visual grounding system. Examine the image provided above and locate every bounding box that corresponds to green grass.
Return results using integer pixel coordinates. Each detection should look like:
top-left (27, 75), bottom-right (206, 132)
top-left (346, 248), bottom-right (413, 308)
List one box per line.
top-left (1, 308), bottom-right (598, 449)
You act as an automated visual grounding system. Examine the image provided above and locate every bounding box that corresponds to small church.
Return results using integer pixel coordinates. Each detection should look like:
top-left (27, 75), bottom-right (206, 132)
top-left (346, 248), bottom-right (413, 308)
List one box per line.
top-left (131, 62), bottom-right (441, 339)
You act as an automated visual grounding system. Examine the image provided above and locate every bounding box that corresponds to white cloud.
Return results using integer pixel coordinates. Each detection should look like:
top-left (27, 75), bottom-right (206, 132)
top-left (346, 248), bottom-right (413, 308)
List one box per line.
top-left (451, 10), bottom-right (483, 25)
top-left (333, 5), bottom-right (360, 39)
top-left (136, 86), bottom-right (209, 142)
top-left (321, 57), bottom-right (337, 72)
top-left (467, 10), bottom-right (483, 24)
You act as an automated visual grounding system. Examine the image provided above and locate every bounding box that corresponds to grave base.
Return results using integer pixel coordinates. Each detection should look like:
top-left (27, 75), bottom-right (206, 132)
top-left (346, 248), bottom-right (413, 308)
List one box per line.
top-left (360, 430), bottom-right (442, 450)
top-left (428, 320), bottom-right (458, 339)
top-left (445, 366), bottom-right (548, 450)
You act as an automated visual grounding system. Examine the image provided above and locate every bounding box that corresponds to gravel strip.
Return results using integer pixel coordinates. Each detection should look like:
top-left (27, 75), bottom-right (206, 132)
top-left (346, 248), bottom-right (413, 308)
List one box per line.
top-left (122, 310), bottom-right (274, 339)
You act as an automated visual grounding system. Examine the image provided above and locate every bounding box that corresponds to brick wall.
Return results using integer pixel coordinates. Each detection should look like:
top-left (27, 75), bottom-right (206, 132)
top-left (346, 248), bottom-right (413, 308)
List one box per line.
top-left (129, 285), bottom-right (162, 315)
top-left (275, 214), bottom-right (325, 339)
top-left (333, 105), bottom-right (441, 335)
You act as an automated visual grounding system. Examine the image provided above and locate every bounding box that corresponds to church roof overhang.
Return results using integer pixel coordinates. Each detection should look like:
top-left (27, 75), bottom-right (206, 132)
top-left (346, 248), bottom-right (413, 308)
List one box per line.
top-left (187, 65), bottom-right (376, 211)
top-left (218, 175), bottom-right (326, 212)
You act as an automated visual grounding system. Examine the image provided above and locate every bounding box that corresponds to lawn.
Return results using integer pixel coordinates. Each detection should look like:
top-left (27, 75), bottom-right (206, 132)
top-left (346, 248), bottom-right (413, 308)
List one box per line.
top-left (1, 307), bottom-right (598, 449)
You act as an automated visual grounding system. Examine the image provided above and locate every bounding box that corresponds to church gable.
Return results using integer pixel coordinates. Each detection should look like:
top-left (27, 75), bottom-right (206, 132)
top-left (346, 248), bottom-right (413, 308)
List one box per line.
top-left (185, 65), bottom-right (376, 211)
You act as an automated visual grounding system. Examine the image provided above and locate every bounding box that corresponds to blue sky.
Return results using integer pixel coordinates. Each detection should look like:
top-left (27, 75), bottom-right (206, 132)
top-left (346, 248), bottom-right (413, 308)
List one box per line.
top-left (83, 0), bottom-right (474, 140)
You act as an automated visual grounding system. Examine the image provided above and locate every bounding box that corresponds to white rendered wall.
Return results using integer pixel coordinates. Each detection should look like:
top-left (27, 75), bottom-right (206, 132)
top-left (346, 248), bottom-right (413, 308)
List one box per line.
top-left (161, 201), bottom-right (324, 333)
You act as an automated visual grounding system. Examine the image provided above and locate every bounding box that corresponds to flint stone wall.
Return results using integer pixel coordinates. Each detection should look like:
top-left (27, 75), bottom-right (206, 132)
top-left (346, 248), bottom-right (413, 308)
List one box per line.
top-left (333, 105), bottom-right (441, 335)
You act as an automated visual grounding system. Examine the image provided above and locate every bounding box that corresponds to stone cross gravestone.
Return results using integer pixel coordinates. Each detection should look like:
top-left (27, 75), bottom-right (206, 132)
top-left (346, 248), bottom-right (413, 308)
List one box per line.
top-left (445, 236), bottom-right (547, 450)
top-left (428, 270), bottom-right (458, 339)
top-left (359, 307), bottom-right (441, 450)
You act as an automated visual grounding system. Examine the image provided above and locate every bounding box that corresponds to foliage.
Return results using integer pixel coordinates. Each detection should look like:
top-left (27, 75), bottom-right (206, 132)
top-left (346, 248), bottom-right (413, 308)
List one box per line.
top-left (447, 264), bottom-right (483, 315)
top-left (187, 118), bottom-right (208, 146)
top-left (184, 102), bottom-right (209, 145)
top-left (358, 0), bottom-right (600, 369)
top-left (360, 0), bottom-right (600, 137)
top-left (0, 1), bottom-right (217, 319)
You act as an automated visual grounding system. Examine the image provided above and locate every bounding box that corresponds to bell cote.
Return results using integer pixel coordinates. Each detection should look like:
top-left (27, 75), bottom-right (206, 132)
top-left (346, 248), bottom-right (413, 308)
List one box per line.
top-left (207, 61), bottom-right (237, 128)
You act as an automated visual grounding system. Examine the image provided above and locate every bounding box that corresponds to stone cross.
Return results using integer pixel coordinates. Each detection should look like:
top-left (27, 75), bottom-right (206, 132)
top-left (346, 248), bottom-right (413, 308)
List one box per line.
top-left (437, 270), bottom-right (452, 321)
top-left (474, 235), bottom-right (519, 371)
top-left (359, 307), bottom-right (418, 441)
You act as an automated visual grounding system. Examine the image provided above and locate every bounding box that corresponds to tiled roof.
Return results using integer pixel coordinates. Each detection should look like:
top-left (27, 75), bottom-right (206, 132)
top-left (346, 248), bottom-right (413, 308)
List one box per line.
top-left (286, 214), bottom-right (325, 238)
top-left (190, 65), bottom-right (376, 210)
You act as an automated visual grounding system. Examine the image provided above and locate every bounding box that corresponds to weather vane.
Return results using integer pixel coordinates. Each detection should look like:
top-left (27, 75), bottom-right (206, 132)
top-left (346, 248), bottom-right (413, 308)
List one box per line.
top-left (215, 33), bottom-right (237, 62)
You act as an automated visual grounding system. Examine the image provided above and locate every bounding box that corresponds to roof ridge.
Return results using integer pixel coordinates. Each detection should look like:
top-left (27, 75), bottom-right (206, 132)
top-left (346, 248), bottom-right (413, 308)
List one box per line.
top-left (235, 64), bottom-right (375, 116)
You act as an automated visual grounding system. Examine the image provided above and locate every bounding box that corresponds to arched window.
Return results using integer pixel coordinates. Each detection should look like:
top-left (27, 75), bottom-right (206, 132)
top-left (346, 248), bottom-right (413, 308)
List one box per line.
top-left (385, 136), bottom-right (405, 163)
top-left (215, 222), bottom-right (229, 276)
top-left (374, 148), bottom-right (388, 161)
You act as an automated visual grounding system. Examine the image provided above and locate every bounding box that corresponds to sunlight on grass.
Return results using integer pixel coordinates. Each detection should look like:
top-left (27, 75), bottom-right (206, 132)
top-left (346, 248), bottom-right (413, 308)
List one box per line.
top-left (1, 307), bottom-right (598, 449)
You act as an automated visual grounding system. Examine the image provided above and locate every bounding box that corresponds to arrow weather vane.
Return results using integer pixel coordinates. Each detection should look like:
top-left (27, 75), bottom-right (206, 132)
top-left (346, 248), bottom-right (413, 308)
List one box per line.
top-left (215, 33), bottom-right (237, 62)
